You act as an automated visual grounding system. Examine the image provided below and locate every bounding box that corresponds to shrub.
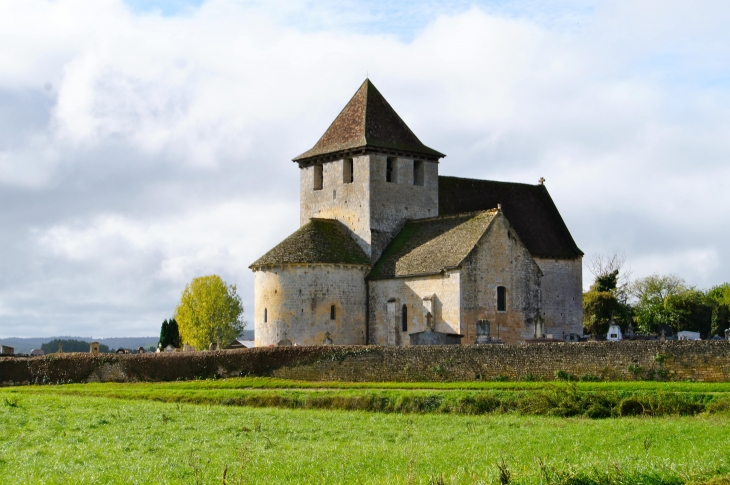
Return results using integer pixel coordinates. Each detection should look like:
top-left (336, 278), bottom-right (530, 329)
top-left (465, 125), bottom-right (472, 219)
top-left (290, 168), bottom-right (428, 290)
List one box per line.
top-left (619, 397), bottom-right (645, 416)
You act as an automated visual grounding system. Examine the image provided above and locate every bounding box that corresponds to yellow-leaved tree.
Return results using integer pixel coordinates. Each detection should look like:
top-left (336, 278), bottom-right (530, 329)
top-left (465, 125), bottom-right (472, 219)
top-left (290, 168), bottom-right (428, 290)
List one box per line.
top-left (175, 275), bottom-right (245, 349)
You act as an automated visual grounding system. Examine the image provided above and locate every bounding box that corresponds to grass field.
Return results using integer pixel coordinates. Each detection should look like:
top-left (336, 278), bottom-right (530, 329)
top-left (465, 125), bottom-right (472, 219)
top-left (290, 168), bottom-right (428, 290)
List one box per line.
top-left (6, 378), bottom-right (730, 418)
top-left (3, 380), bottom-right (730, 484)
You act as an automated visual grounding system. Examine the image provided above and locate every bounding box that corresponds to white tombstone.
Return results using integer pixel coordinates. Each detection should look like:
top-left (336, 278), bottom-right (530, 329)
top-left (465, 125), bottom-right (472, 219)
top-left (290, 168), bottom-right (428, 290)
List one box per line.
top-left (677, 331), bottom-right (701, 341)
top-left (30, 349), bottom-right (45, 356)
top-left (606, 320), bottom-right (622, 341)
top-left (164, 344), bottom-right (174, 352)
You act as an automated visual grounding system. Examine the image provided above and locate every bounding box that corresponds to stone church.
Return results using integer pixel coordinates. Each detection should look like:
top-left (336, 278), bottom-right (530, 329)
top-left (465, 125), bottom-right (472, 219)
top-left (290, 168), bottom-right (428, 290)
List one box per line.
top-left (250, 80), bottom-right (583, 346)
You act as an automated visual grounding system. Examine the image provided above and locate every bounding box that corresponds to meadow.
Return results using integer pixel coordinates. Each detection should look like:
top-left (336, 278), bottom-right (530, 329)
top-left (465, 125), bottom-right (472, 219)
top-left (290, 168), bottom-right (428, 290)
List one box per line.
top-left (3, 380), bottom-right (730, 484)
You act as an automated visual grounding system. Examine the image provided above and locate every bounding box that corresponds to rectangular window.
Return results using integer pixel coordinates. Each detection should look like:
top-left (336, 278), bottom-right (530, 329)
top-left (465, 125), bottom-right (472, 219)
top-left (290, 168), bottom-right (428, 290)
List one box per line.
top-left (313, 164), bottom-right (323, 190)
top-left (401, 304), bottom-right (408, 332)
top-left (264, 308), bottom-right (267, 323)
top-left (343, 158), bottom-right (353, 183)
top-left (413, 160), bottom-right (424, 186)
top-left (386, 157), bottom-right (396, 183)
top-left (497, 286), bottom-right (507, 312)
top-left (330, 305), bottom-right (336, 320)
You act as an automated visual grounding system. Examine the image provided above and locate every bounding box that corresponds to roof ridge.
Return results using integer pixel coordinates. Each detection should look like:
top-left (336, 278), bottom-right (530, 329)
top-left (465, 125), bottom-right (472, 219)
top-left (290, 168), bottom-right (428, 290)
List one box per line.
top-left (406, 209), bottom-right (497, 224)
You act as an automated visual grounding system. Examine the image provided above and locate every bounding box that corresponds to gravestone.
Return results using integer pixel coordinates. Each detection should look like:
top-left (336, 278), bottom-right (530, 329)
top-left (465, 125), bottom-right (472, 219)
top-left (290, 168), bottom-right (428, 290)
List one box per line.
top-left (164, 344), bottom-right (174, 352)
top-left (475, 319), bottom-right (496, 344)
top-left (209, 342), bottom-right (218, 351)
top-left (90, 342), bottom-right (100, 354)
top-left (1, 345), bottom-right (14, 355)
top-left (277, 332), bottom-right (292, 346)
top-left (323, 332), bottom-right (333, 346)
top-left (184, 344), bottom-right (196, 352)
top-left (137, 347), bottom-right (145, 354)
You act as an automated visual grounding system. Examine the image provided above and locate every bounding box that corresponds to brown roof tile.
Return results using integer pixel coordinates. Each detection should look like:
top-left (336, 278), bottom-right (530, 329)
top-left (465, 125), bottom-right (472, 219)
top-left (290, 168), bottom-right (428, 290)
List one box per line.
top-left (250, 219), bottom-right (371, 268)
top-left (369, 211), bottom-right (497, 280)
top-left (438, 176), bottom-right (583, 259)
top-left (293, 79), bottom-right (445, 163)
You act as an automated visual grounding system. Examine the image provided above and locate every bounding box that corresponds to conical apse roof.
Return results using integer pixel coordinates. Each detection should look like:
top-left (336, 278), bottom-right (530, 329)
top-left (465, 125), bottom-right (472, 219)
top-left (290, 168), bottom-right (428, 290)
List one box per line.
top-left (293, 79), bottom-right (445, 163)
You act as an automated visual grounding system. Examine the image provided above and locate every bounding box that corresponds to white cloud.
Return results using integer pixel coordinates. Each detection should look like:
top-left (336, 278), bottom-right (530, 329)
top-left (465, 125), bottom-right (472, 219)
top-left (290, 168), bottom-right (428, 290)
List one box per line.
top-left (1, 0), bottom-right (730, 336)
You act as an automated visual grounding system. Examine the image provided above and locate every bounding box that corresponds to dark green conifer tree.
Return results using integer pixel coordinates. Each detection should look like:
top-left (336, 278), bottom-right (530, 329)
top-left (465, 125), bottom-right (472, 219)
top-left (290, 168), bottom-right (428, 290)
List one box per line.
top-left (158, 319), bottom-right (169, 348)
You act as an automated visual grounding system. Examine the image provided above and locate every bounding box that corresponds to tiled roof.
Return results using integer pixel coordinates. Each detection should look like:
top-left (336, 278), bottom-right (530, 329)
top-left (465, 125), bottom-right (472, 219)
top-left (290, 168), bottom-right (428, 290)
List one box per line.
top-left (249, 219), bottom-right (371, 268)
top-left (438, 176), bottom-right (583, 259)
top-left (293, 79), bottom-right (445, 163)
top-left (369, 211), bottom-right (497, 280)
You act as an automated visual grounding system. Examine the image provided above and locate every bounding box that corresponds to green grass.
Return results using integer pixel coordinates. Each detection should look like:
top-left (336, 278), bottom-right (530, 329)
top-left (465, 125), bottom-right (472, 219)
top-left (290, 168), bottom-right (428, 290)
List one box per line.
top-left (2, 390), bottom-right (730, 484)
top-left (6, 379), bottom-right (730, 418)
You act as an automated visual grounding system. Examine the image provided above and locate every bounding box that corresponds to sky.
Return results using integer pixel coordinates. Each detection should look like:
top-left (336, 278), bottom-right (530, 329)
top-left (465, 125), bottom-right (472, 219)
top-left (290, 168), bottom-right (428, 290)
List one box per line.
top-left (1, 0), bottom-right (729, 338)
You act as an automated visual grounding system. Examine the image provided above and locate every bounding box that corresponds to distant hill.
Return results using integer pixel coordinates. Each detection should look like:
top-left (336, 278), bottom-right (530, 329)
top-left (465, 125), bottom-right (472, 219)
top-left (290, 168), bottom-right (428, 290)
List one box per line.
top-left (1, 330), bottom-right (255, 354)
top-left (0, 336), bottom-right (158, 355)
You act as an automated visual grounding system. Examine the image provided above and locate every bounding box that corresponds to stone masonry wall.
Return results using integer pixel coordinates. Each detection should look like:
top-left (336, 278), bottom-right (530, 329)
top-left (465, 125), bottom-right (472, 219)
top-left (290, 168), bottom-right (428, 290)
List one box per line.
top-left (368, 272), bottom-right (462, 346)
top-left (534, 257), bottom-right (583, 338)
top-left (369, 155), bottom-right (438, 262)
top-left (300, 156), bottom-right (372, 256)
top-left (3, 341), bottom-right (730, 385)
top-left (460, 213), bottom-right (542, 344)
top-left (299, 154), bottom-right (439, 263)
top-left (253, 264), bottom-right (369, 347)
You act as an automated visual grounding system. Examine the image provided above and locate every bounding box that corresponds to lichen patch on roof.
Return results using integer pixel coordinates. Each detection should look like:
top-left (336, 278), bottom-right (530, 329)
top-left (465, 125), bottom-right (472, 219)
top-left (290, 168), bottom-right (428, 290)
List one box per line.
top-left (369, 211), bottom-right (497, 280)
top-left (250, 219), bottom-right (371, 268)
top-left (293, 79), bottom-right (444, 163)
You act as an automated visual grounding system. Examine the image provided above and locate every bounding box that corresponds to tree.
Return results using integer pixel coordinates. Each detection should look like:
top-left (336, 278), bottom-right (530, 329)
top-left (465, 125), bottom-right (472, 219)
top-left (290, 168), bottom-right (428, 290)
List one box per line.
top-left (158, 318), bottom-right (181, 349)
top-left (41, 339), bottom-right (110, 354)
top-left (174, 275), bottom-right (245, 349)
top-left (708, 283), bottom-right (730, 337)
top-left (631, 274), bottom-right (716, 337)
top-left (583, 253), bottom-right (632, 336)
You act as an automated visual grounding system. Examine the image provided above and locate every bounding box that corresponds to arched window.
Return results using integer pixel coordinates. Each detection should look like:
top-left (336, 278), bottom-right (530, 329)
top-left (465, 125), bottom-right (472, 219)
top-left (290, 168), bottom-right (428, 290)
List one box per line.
top-left (497, 286), bottom-right (507, 312)
top-left (401, 304), bottom-right (408, 332)
top-left (264, 308), bottom-right (268, 323)
top-left (330, 305), bottom-right (336, 320)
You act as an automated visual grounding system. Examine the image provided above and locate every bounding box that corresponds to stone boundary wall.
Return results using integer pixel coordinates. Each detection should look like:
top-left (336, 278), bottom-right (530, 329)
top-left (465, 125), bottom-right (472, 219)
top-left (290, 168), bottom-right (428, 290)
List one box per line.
top-left (1, 340), bottom-right (730, 385)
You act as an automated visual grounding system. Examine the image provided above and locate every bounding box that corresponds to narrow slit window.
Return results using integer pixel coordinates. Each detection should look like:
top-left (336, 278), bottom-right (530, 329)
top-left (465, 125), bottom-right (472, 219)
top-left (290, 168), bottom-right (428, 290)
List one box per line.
top-left (497, 286), bottom-right (507, 312)
top-left (264, 308), bottom-right (267, 323)
top-left (343, 158), bottom-right (353, 183)
top-left (413, 160), bottom-right (424, 186)
top-left (401, 304), bottom-right (408, 332)
top-left (330, 305), bottom-right (336, 320)
top-left (386, 157), bottom-right (396, 183)
top-left (313, 164), bottom-right (323, 190)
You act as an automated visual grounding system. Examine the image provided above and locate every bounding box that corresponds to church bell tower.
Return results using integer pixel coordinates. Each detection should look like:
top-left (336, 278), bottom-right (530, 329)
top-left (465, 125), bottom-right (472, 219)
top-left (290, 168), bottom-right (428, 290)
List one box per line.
top-left (293, 79), bottom-right (446, 262)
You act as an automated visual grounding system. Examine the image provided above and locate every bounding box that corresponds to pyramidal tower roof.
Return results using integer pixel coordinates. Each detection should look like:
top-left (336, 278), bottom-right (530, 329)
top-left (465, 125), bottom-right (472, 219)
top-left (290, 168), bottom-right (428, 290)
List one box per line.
top-left (293, 79), bottom-right (445, 163)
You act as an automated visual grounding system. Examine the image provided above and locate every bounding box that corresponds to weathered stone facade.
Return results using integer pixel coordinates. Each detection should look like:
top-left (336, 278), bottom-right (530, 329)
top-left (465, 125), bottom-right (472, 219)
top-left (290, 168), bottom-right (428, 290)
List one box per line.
top-left (369, 212), bottom-right (542, 345)
top-left (251, 79), bottom-right (583, 347)
top-left (254, 265), bottom-right (369, 347)
top-left (300, 154), bottom-right (438, 261)
top-left (458, 214), bottom-right (542, 344)
top-left (534, 258), bottom-right (583, 338)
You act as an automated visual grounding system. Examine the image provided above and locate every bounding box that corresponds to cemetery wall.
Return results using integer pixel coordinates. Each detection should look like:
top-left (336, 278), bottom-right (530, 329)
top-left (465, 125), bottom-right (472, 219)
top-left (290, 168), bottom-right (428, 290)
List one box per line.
top-left (2, 340), bottom-right (730, 385)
